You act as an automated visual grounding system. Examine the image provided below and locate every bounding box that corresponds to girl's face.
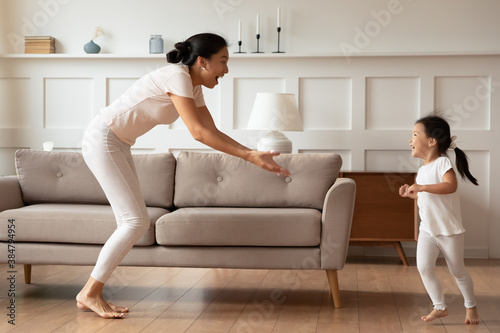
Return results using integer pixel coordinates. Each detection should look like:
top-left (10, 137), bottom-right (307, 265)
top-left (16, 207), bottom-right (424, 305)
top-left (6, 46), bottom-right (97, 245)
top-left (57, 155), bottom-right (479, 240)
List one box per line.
top-left (200, 47), bottom-right (229, 89)
top-left (409, 123), bottom-right (434, 159)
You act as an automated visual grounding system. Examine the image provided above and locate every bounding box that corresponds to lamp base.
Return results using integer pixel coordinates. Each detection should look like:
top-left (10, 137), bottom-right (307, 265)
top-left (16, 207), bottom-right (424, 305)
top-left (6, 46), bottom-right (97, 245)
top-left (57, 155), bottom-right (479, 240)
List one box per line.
top-left (256, 131), bottom-right (292, 154)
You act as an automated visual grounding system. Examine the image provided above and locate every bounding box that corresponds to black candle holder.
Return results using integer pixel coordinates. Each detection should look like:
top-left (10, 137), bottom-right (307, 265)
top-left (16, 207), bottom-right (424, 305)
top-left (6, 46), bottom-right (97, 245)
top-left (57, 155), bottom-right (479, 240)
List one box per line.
top-left (234, 40), bottom-right (246, 53)
top-left (252, 34), bottom-right (263, 53)
top-left (273, 27), bottom-right (284, 53)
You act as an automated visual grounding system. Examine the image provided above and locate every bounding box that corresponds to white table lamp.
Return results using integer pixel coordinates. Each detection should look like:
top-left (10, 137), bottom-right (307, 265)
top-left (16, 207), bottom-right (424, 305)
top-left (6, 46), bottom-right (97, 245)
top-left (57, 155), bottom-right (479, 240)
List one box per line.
top-left (247, 92), bottom-right (303, 153)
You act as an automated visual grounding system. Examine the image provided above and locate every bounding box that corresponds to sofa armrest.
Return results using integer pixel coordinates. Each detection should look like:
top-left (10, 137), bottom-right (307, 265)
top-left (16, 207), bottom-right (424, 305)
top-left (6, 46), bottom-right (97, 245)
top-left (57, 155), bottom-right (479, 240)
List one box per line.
top-left (0, 176), bottom-right (25, 211)
top-left (320, 177), bottom-right (356, 270)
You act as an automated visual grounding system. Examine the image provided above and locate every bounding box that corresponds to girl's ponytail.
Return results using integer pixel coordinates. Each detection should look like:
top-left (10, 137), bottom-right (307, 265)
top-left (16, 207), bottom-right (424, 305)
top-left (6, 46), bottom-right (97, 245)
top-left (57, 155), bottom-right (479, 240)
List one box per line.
top-left (453, 147), bottom-right (479, 185)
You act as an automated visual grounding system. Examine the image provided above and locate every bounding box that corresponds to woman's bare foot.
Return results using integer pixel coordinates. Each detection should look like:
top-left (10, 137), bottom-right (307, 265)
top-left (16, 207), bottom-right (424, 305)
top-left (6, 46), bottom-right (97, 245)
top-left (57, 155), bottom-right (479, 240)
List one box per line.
top-left (77, 300), bottom-right (129, 313)
top-left (421, 308), bottom-right (449, 322)
top-left (76, 277), bottom-right (126, 319)
top-left (465, 306), bottom-right (479, 324)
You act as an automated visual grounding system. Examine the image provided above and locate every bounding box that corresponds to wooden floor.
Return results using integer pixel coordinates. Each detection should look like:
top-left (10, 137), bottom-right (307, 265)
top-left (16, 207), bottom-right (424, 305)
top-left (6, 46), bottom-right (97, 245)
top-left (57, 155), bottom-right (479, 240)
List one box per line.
top-left (1, 257), bottom-right (499, 333)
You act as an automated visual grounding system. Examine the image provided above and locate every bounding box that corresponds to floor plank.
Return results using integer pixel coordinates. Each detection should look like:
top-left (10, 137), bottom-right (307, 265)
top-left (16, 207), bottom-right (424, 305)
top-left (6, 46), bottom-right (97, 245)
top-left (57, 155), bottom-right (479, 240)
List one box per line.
top-left (140, 268), bottom-right (241, 333)
top-left (228, 270), bottom-right (297, 333)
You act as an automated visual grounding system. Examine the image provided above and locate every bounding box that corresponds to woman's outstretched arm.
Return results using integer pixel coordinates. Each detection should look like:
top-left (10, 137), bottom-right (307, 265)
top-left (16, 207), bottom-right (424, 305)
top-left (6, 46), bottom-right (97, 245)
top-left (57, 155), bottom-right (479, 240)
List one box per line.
top-left (170, 94), bottom-right (290, 176)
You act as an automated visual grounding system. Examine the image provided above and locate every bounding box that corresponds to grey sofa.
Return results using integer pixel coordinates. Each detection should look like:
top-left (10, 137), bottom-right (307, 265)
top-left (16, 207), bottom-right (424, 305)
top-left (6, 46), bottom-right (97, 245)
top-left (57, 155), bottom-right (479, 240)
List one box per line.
top-left (0, 149), bottom-right (355, 308)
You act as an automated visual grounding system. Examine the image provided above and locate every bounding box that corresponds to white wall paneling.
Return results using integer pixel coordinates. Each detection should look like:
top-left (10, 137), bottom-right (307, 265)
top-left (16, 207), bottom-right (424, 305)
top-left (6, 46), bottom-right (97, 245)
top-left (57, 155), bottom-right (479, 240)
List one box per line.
top-left (0, 53), bottom-right (499, 258)
top-left (455, 150), bottom-right (490, 257)
top-left (0, 147), bottom-right (25, 176)
top-left (0, 78), bottom-right (31, 128)
top-left (106, 78), bottom-right (139, 106)
top-left (365, 149), bottom-right (419, 173)
top-left (44, 78), bottom-right (93, 128)
top-left (365, 76), bottom-right (420, 130)
top-left (434, 76), bottom-right (491, 130)
top-left (299, 77), bottom-right (352, 130)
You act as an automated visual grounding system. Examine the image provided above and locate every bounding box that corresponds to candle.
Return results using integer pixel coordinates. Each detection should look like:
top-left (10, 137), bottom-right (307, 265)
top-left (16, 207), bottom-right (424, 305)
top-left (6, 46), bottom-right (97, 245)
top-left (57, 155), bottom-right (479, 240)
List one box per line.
top-left (256, 13), bottom-right (260, 35)
top-left (277, 7), bottom-right (281, 28)
top-left (238, 20), bottom-right (242, 41)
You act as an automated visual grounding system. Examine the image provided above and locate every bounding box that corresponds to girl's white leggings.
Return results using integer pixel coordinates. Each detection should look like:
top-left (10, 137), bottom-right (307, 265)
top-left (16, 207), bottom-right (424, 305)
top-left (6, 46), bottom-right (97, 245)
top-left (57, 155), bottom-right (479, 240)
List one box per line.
top-left (416, 230), bottom-right (477, 310)
top-left (82, 115), bottom-right (150, 283)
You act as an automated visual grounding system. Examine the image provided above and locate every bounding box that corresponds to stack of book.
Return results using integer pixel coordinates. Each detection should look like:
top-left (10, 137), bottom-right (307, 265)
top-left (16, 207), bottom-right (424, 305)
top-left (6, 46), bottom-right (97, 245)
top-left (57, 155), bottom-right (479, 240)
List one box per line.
top-left (24, 36), bottom-right (55, 54)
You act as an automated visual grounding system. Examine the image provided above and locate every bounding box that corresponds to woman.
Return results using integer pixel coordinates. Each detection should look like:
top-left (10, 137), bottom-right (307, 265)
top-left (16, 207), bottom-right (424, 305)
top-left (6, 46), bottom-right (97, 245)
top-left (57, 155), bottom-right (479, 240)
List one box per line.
top-left (77, 33), bottom-right (290, 319)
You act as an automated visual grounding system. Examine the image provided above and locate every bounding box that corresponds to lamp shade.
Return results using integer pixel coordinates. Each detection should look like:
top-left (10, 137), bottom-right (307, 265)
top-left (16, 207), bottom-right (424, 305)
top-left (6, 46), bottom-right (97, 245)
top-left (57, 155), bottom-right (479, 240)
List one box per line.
top-left (247, 93), bottom-right (303, 131)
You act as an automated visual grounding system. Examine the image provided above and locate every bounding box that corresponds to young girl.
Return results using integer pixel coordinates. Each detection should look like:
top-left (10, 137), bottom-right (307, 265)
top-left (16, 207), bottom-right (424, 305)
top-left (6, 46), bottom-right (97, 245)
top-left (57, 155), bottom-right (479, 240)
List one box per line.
top-left (399, 115), bottom-right (479, 324)
top-left (77, 33), bottom-right (290, 319)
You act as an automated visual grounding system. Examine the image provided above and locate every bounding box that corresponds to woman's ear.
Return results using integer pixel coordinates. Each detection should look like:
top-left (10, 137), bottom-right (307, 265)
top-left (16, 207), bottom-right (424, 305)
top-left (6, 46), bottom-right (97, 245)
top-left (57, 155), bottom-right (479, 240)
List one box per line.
top-left (197, 56), bottom-right (207, 70)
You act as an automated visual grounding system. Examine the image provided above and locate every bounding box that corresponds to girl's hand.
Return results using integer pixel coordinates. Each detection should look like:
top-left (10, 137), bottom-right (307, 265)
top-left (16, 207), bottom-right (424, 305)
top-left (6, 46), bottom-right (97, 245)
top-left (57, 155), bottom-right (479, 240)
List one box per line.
top-left (399, 184), bottom-right (410, 197)
top-left (247, 151), bottom-right (291, 176)
top-left (400, 183), bottom-right (420, 199)
top-left (408, 184), bottom-right (423, 194)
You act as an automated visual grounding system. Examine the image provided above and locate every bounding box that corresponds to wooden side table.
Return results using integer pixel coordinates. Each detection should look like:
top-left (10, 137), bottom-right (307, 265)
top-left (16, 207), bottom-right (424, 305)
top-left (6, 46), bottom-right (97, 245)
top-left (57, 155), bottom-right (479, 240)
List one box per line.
top-left (340, 171), bottom-right (418, 265)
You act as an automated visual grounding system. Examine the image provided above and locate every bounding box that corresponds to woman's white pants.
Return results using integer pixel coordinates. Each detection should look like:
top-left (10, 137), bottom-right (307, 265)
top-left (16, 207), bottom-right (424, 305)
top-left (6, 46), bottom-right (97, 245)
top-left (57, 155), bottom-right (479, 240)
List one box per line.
top-left (82, 116), bottom-right (150, 283)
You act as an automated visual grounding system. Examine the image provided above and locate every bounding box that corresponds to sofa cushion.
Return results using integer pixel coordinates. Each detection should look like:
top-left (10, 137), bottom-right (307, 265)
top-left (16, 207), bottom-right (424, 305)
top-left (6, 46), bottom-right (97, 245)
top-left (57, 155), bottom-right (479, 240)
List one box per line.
top-left (155, 207), bottom-right (321, 246)
top-left (174, 152), bottom-right (342, 209)
top-left (15, 149), bottom-right (175, 208)
top-left (0, 204), bottom-right (169, 246)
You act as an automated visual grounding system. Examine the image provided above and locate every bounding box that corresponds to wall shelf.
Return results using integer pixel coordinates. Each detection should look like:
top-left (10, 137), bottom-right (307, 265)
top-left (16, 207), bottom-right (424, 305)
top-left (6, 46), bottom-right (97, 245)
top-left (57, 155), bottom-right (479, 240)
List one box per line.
top-left (1, 51), bottom-right (500, 59)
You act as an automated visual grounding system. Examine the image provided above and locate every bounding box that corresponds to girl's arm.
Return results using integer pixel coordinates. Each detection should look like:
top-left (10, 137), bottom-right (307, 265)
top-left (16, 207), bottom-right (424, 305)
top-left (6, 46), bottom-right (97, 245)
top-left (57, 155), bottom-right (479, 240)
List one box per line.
top-left (409, 169), bottom-right (458, 195)
top-left (170, 94), bottom-right (290, 176)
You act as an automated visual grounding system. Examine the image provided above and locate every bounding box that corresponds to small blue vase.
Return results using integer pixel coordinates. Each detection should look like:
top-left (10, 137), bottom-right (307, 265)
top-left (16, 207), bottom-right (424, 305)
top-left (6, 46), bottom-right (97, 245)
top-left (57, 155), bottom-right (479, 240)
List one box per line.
top-left (84, 40), bottom-right (101, 54)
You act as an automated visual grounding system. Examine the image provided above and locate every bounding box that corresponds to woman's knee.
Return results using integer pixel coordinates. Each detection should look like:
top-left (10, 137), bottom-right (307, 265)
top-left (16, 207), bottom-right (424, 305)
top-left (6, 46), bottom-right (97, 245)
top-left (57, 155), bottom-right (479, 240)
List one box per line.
top-left (123, 214), bottom-right (150, 235)
top-left (135, 215), bottom-right (150, 234)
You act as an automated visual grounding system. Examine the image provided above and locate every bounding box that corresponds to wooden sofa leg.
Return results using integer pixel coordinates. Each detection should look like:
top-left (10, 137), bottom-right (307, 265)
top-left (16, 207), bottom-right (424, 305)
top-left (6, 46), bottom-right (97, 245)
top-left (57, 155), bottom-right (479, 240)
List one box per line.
top-left (325, 269), bottom-right (342, 308)
top-left (24, 264), bottom-right (32, 284)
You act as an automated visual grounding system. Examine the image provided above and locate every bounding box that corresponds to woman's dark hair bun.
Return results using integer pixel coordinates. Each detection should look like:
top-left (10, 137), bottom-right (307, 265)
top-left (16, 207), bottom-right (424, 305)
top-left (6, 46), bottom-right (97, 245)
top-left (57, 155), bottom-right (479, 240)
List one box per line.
top-left (166, 41), bottom-right (189, 64)
top-left (166, 33), bottom-right (227, 67)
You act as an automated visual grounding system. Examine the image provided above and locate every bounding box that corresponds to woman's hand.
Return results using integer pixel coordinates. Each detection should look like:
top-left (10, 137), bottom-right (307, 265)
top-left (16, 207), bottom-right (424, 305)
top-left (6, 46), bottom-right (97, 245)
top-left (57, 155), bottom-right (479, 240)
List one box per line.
top-left (246, 151), bottom-right (291, 176)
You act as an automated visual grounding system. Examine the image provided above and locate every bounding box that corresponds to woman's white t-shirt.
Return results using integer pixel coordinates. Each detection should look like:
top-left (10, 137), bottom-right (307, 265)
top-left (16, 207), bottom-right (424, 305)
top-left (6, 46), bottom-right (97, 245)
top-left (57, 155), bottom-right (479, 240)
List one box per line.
top-left (100, 64), bottom-right (205, 145)
top-left (416, 156), bottom-right (465, 236)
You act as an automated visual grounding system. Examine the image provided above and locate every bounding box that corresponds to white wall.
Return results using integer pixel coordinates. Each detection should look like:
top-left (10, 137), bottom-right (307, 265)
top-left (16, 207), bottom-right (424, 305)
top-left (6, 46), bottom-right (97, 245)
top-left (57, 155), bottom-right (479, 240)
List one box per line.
top-left (1, 0), bottom-right (500, 55)
top-left (1, 0), bottom-right (499, 259)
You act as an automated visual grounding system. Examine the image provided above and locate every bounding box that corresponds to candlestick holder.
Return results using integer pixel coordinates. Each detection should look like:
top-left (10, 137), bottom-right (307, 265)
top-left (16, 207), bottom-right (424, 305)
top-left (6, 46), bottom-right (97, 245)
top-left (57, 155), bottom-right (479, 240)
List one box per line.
top-left (234, 40), bottom-right (246, 53)
top-left (273, 27), bottom-right (284, 53)
top-left (252, 34), bottom-right (263, 53)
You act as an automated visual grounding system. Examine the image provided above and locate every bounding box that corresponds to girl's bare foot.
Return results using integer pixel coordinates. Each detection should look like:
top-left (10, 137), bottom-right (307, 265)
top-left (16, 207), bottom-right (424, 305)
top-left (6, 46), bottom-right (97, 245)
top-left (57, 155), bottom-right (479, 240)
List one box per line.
top-left (421, 308), bottom-right (449, 322)
top-left (76, 277), bottom-right (126, 319)
top-left (465, 306), bottom-right (479, 324)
